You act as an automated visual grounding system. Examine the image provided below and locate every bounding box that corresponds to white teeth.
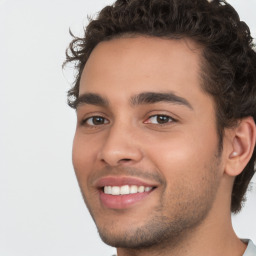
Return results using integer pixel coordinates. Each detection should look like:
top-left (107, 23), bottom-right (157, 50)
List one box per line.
top-left (103, 185), bottom-right (153, 195)
top-left (104, 186), bottom-right (111, 194)
top-left (138, 186), bottom-right (144, 193)
top-left (145, 187), bottom-right (152, 192)
top-left (130, 185), bottom-right (138, 194)
top-left (120, 185), bottom-right (130, 195)
top-left (112, 186), bottom-right (120, 195)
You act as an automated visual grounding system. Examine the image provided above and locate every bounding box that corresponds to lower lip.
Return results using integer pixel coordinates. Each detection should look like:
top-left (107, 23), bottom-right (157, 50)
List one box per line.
top-left (99, 190), bottom-right (153, 209)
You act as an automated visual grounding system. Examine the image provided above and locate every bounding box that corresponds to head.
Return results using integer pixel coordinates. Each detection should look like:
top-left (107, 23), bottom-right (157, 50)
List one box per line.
top-left (64, 0), bottom-right (256, 250)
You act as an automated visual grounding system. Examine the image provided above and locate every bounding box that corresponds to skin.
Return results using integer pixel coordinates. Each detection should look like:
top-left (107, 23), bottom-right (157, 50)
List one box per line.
top-left (72, 37), bottom-right (250, 256)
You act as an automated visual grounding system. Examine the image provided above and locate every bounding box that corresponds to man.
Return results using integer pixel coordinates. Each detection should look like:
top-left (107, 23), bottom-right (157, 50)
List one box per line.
top-left (64, 0), bottom-right (256, 255)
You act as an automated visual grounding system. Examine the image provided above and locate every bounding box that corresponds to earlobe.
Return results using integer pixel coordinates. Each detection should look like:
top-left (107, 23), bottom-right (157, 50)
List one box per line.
top-left (225, 117), bottom-right (256, 177)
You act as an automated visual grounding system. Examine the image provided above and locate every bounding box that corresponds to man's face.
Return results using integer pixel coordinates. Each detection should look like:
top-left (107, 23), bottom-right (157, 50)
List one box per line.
top-left (73, 37), bottom-right (224, 248)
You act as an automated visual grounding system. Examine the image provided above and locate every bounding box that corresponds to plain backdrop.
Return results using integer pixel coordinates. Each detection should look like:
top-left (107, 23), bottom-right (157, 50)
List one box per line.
top-left (0, 0), bottom-right (255, 255)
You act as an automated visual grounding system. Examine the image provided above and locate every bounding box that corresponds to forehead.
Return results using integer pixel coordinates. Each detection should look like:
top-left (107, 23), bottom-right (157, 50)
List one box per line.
top-left (79, 36), bottom-right (204, 101)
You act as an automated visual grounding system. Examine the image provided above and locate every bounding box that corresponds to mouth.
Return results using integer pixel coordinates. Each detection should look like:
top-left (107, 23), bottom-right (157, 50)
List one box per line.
top-left (103, 185), bottom-right (154, 195)
top-left (95, 177), bottom-right (158, 209)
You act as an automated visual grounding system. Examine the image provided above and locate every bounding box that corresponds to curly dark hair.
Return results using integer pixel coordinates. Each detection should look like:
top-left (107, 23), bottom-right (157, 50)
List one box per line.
top-left (64, 0), bottom-right (256, 213)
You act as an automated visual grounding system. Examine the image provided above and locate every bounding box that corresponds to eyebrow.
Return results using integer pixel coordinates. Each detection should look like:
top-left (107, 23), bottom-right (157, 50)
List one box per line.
top-left (74, 93), bottom-right (109, 108)
top-left (130, 92), bottom-right (193, 109)
top-left (75, 91), bottom-right (193, 110)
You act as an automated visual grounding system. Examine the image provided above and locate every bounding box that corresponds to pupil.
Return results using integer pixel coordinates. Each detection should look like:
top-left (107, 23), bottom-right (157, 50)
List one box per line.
top-left (93, 117), bottom-right (104, 125)
top-left (157, 115), bottom-right (168, 124)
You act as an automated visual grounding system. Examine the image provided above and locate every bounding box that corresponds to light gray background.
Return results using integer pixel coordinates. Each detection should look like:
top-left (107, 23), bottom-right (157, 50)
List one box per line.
top-left (0, 1), bottom-right (255, 255)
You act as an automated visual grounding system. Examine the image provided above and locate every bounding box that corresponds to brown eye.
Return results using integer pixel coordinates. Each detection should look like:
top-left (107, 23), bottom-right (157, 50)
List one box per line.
top-left (84, 116), bottom-right (109, 126)
top-left (156, 115), bottom-right (170, 124)
top-left (146, 115), bottom-right (174, 124)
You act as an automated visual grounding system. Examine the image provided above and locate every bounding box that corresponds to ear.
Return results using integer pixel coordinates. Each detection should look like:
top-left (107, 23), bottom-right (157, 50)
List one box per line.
top-left (225, 117), bottom-right (256, 177)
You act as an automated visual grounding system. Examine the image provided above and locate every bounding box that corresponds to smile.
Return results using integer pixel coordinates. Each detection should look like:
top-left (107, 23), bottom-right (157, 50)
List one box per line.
top-left (95, 176), bottom-right (158, 209)
top-left (104, 185), bottom-right (153, 195)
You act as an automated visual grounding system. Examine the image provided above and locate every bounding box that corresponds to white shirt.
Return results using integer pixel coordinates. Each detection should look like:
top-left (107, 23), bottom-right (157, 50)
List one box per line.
top-left (243, 240), bottom-right (256, 256)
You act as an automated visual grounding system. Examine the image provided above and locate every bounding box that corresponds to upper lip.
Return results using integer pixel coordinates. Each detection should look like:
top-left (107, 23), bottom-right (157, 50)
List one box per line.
top-left (94, 176), bottom-right (159, 189)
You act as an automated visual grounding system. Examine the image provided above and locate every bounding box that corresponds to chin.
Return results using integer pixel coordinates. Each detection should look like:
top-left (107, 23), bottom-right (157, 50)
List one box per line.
top-left (95, 209), bottom-right (208, 249)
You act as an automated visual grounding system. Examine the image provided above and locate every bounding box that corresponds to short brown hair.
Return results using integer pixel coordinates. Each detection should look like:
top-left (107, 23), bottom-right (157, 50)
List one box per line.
top-left (64, 0), bottom-right (256, 213)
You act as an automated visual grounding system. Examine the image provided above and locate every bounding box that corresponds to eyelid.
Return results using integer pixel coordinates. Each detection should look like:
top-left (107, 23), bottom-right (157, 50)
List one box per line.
top-left (144, 114), bottom-right (177, 125)
top-left (79, 112), bottom-right (110, 126)
top-left (143, 109), bottom-right (178, 122)
top-left (83, 116), bottom-right (109, 126)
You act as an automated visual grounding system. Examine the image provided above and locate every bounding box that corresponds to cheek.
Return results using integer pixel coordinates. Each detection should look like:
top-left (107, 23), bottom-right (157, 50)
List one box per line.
top-left (72, 132), bottom-right (99, 182)
top-left (146, 129), bottom-right (220, 214)
top-left (145, 125), bottom-right (219, 184)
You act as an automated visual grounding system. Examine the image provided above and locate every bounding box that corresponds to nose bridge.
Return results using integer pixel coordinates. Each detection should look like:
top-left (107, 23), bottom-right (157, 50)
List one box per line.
top-left (98, 119), bottom-right (143, 166)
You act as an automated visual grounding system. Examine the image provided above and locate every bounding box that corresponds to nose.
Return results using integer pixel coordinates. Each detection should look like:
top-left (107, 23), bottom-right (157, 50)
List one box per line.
top-left (98, 123), bottom-right (143, 167)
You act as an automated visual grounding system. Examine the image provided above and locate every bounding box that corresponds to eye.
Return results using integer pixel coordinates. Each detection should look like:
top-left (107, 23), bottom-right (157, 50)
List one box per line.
top-left (145, 115), bottom-right (175, 125)
top-left (83, 116), bottom-right (109, 126)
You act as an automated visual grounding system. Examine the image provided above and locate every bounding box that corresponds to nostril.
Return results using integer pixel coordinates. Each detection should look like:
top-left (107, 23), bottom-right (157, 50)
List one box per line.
top-left (119, 158), bottom-right (132, 163)
top-left (100, 158), bottom-right (132, 166)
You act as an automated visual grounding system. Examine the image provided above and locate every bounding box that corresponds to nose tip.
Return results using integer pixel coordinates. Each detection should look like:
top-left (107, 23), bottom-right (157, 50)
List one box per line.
top-left (100, 148), bottom-right (142, 167)
top-left (98, 130), bottom-right (143, 167)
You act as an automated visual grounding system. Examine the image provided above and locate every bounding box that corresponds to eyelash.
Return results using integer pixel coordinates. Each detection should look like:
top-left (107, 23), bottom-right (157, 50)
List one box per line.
top-left (81, 116), bottom-right (109, 126)
top-left (145, 114), bottom-right (176, 125)
top-left (81, 114), bottom-right (176, 127)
